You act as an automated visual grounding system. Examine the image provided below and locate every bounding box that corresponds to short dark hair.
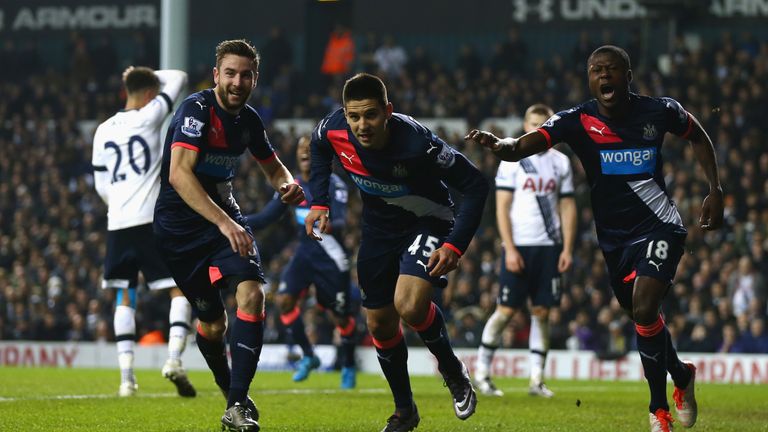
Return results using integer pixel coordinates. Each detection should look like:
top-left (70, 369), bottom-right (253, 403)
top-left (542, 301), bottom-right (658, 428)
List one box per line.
top-left (342, 73), bottom-right (388, 107)
top-left (588, 45), bottom-right (631, 70)
top-left (525, 103), bottom-right (554, 119)
top-left (215, 39), bottom-right (259, 69)
top-left (124, 67), bottom-right (159, 95)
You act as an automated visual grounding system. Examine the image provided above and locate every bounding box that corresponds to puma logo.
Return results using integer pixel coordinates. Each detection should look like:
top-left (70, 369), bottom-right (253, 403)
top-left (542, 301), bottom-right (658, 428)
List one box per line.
top-left (236, 343), bottom-right (258, 355)
top-left (639, 351), bottom-right (660, 362)
top-left (340, 152), bottom-right (355, 165)
top-left (648, 260), bottom-right (662, 271)
top-left (416, 260), bottom-right (429, 273)
top-left (590, 126), bottom-right (606, 136)
top-left (195, 100), bottom-right (206, 110)
top-left (376, 352), bottom-right (392, 363)
top-left (427, 142), bottom-right (438, 154)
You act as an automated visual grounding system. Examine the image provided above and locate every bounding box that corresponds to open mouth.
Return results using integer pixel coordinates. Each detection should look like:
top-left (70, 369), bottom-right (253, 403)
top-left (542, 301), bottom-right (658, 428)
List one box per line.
top-left (357, 132), bottom-right (372, 141)
top-left (600, 84), bottom-right (615, 102)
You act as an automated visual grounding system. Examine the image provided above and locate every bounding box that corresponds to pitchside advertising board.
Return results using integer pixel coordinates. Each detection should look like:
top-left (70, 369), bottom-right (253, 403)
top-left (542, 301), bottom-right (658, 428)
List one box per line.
top-left (0, 342), bottom-right (766, 384)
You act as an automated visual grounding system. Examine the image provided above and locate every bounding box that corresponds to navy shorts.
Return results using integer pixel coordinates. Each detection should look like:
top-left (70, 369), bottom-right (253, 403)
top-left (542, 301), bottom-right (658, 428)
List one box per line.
top-left (156, 230), bottom-right (265, 323)
top-left (602, 228), bottom-right (686, 312)
top-left (278, 241), bottom-right (353, 318)
top-left (103, 224), bottom-right (175, 290)
top-left (357, 225), bottom-right (448, 309)
top-left (498, 245), bottom-right (562, 308)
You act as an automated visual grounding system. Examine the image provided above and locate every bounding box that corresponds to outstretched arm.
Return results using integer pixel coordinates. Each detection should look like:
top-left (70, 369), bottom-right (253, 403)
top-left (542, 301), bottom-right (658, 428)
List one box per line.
top-left (258, 157), bottom-right (305, 206)
top-left (686, 114), bottom-right (723, 230)
top-left (464, 129), bottom-right (550, 162)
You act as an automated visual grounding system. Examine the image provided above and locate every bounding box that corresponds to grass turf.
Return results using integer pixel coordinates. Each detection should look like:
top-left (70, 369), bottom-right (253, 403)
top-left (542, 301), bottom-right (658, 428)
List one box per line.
top-left (0, 368), bottom-right (766, 431)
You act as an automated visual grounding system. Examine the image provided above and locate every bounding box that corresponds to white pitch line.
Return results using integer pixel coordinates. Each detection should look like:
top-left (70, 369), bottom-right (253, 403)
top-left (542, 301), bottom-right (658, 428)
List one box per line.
top-left (0, 388), bottom-right (387, 403)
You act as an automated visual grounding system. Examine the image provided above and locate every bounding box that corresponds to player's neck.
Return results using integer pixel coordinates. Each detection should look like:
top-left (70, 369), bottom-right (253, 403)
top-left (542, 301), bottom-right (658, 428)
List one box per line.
top-left (300, 170), bottom-right (310, 181)
top-left (124, 96), bottom-right (145, 111)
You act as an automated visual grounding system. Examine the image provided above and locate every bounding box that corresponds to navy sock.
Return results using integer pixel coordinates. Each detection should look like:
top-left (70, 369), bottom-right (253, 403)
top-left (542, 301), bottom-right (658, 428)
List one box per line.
top-left (337, 318), bottom-right (357, 368)
top-left (340, 335), bottom-right (356, 368)
top-left (413, 303), bottom-right (461, 376)
top-left (195, 327), bottom-right (231, 394)
top-left (374, 328), bottom-right (413, 410)
top-left (636, 317), bottom-right (669, 412)
top-left (664, 326), bottom-right (692, 388)
top-left (227, 311), bottom-right (264, 408)
top-left (282, 308), bottom-right (314, 357)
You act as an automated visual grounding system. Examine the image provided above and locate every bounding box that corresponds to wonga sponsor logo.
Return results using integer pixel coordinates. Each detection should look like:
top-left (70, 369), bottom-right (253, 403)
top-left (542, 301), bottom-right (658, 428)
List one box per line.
top-left (599, 148), bottom-right (656, 175)
top-left (349, 173), bottom-right (409, 197)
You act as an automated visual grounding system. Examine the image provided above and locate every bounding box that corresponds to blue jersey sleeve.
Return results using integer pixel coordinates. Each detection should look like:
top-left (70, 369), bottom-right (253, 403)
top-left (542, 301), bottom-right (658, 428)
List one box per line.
top-left (245, 109), bottom-right (277, 161)
top-left (309, 119), bottom-right (335, 209)
top-left (169, 96), bottom-right (210, 151)
top-left (426, 136), bottom-right (490, 254)
top-left (660, 97), bottom-right (693, 138)
top-left (328, 174), bottom-right (348, 233)
top-left (245, 191), bottom-right (287, 230)
top-left (537, 108), bottom-right (580, 149)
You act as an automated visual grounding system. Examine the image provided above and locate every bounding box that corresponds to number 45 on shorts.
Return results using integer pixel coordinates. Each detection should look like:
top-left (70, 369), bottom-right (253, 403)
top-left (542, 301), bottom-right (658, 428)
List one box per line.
top-left (408, 234), bottom-right (440, 258)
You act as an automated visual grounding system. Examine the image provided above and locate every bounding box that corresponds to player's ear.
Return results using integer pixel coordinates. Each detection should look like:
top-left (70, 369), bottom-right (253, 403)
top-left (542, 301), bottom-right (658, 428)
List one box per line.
top-left (213, 67), bottom-right (219, 85)
top-left (626, 69), bottom-right (633, 84)
top-left (385, 102), bottom-right (393, 119)
top-left (252, 71), bottom-right (258, 88)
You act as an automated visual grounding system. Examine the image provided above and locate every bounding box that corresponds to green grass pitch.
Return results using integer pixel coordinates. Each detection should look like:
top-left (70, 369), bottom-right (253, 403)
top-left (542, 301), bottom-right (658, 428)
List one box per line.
top-left (0, 368), bottom-right (766, 431)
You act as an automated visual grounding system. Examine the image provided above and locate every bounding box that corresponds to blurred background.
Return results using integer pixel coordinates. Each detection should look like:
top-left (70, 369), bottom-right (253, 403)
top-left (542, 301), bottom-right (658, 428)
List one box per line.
top-left (1, 0), bottom-right (767, 360)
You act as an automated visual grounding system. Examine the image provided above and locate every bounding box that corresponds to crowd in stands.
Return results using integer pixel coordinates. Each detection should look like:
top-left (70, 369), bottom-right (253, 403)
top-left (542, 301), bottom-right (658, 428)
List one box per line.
top-left (1, 29), bottom-right (767, 357)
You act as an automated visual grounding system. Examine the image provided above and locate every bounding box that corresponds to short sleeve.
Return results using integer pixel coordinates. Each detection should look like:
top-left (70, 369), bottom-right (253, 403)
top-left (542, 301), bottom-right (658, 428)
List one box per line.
top-left (660, 97), bottom-right (693, 139)
top-left (248, 120), bottom-right (277, 162)
top-left (169, 98), bottom-right (208, 152)
top-left (559, 154), bottom-right (575, 197)
top-left (537, 108), bottom-right (578, 148)
top-left (495, 161), bottom-right (518, 191)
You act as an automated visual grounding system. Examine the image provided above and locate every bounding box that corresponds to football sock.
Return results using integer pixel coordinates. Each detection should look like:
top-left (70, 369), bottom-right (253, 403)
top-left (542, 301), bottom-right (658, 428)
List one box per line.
top-left (168, 296), bottom-right (192, 361)
top-left (664, 325), bottom-right (692, 388)
top-left (195, 323), bottom-right (231, 394)
top-left (281, 306), bottom-right (314, 357)
top-left (477, 309), bottom-right (510, 380)
top-left (373, 326), bottom-right (413, 411)
top-left (411, 302), bottom-right (461, 376)
top-left (114, 305), bottom-right (136, 384)
top-left (337, 317), bottom-right (357, 368)
top-left (228, 309), bottom-right (265, 408)
top-left (636, 315), bottom-right (669, 412)
top-left (529, 314), bottom-right (549, 385)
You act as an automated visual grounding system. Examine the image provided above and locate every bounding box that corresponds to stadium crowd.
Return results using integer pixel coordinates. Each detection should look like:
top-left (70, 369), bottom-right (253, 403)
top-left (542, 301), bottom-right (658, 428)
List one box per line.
top-left (1, 30), bottom-right (767, 357)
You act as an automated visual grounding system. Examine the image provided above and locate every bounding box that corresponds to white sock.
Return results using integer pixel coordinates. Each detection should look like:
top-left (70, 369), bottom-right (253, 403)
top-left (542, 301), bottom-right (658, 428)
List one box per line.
top-left (114, 305), bottom-right (136, 383)
top-left (168, 296), bottom-right (192, 362)
top-left (529, 314), bottom-right (549, 386)
top-left (477, 310), bottom-right (511, 380)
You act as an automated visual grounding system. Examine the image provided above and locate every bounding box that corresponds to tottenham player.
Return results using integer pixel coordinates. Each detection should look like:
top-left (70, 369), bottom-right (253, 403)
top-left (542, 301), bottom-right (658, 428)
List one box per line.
top-left (91, 66), bottom-right (195, 398)
top-left (305, 73), bottom-right (488, 432)
top-left (154, 39), bottom-right (304, 432)
top-left (467, 45), bottom-right (723, 432)
top-left (246, 136), bottom-right (358, 389)
top-left (474, 104), bottom-right (576, 399)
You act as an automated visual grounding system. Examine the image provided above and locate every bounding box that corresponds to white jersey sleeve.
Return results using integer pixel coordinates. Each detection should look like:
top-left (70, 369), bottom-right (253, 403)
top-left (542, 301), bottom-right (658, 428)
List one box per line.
top-left (495, 161), bottom-right (519, 191)
top-left (134, 69), bottom-right (188, 128)
top-left (558, 152), bottom-right (575, 196)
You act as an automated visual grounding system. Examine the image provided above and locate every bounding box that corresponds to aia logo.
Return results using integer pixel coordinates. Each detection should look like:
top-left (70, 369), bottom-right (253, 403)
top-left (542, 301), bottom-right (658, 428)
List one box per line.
top-left (522, 177), bottom-right (556, 193)
top-left (580, 113), bottom-right (622, 144)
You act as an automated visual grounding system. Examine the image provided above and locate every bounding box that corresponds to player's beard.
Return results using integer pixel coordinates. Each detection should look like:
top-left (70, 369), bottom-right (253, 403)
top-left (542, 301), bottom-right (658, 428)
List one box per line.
top-left (216, 85), bottom-right (249, 112)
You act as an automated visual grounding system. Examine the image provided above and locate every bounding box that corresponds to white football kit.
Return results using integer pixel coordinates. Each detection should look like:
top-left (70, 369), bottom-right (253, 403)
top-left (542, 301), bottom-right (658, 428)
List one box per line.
top-left (495, 149), bottom-right (574, 246)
